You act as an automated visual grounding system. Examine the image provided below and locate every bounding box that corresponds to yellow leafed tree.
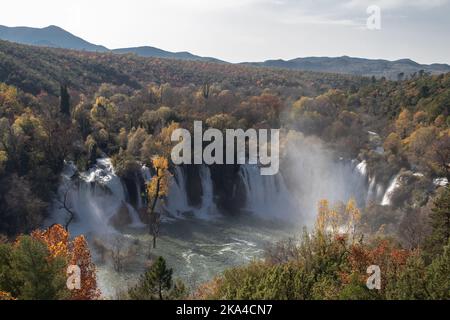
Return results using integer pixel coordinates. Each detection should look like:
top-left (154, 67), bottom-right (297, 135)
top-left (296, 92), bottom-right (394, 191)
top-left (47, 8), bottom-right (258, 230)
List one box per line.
top-left (147, 156), bottom-right (171, 250)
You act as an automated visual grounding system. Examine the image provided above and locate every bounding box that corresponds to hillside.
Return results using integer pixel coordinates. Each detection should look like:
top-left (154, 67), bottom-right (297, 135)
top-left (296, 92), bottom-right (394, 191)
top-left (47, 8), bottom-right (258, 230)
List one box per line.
top-left (112, 46), bottom-right (224, 63)
top-left (0, 39), bottom-right (365, 96)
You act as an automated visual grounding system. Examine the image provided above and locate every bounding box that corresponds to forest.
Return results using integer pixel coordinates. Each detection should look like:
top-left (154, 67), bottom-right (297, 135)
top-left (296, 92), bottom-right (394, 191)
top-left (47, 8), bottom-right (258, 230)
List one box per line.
top-left (0, 39), bottom-right (449, 300)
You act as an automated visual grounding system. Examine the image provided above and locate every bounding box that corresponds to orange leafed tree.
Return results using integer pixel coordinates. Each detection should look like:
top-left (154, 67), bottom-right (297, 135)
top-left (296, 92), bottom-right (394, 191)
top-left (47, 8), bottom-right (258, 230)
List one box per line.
top-left (0, 291), bottom-right (16, 300)
top-left (32, 224), bottom-right (101, 300)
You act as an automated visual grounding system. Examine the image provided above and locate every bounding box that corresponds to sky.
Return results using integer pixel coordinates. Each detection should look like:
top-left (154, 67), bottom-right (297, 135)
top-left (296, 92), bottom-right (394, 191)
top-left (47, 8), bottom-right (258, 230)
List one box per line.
top-left (1, 0), bottom-right (449, 64)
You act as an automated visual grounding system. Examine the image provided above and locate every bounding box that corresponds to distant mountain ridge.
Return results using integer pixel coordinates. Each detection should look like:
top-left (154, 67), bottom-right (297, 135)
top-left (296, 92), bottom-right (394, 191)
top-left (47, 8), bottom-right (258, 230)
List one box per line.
top-left (0, 25), bottom-right (108, 52)
top-left (244, 56), bottom-right (450, 79)
top-left (0, 25), bottom-right (223, 63)
top-left (1, 25), bottom-right (449, 79)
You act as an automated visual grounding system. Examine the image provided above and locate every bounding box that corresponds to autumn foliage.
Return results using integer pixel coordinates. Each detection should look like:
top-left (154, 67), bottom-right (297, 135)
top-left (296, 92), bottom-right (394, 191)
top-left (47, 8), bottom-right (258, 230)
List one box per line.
top-left (31, 224), bottom-right (101, 300)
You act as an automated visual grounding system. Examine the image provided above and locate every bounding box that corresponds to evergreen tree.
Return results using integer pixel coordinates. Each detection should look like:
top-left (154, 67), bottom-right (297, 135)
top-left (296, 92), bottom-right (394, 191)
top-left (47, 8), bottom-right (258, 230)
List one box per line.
top-left (424, 187), bottom-right (450, 260)
top-left (129, 256), bottom-right (173, 300)
top-left (0, 236), bottom-right (68, 300)
top-left (425, 239), bottom-right (450, 300)
top-left (59, 84), bottom-right (71, 116)
top-left (385, 254), bottom-right (428, 300)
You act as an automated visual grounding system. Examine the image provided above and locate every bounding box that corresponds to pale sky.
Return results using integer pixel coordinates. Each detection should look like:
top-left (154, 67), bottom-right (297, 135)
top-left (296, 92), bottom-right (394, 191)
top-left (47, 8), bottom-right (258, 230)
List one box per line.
top-left (1, 0), bottom-right (449, 64)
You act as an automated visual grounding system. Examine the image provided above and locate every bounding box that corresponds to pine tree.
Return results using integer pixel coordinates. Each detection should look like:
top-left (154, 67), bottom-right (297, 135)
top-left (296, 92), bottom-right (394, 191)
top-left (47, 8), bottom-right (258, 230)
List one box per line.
top-left (129, 256), bottom-right (173, 300)
top-left (59, 84), bottom-right (71, 116)
top-left (424, 187), bottom-right (450, 260)
top-left (1, 236), bottom-right (68, 300)
top-left (385, 254), bottom-right (427, 300)
top-left (425, 239), bottom-right (450, 300)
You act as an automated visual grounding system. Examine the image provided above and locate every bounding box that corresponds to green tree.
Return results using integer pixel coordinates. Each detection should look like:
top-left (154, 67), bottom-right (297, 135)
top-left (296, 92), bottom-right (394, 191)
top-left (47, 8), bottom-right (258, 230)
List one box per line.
top-left (0, 236), bottom-right (68, 300)
top-left (129, 257), bottom-right (174, 300)
top-left (59, 84), bottom-right (71, 116)
top-left (424, 187), bottom-right (450, 260)
top-left (425, 239), bottom-right (450, 299)
top-left (385, 254), bottom-right (428, 300)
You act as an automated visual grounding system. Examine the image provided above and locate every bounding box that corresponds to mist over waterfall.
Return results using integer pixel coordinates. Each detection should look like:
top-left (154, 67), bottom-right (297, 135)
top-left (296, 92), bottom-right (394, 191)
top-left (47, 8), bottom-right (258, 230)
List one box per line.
top-left (239, 165), bottom-right (296, 219)
top-left (280, 134), bottom-right (371, 224)
top-left (51, 159), bottom-right (144, 236)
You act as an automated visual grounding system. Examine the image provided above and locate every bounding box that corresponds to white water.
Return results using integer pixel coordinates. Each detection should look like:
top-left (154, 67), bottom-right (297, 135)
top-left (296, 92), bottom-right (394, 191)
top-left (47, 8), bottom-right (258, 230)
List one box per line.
top-left (197, 166), bottom-right (219, 218)
top-left (51, 158), bottom-right (145, 235)
top-left (164, 166), bottom-right (191, 217)
top-left (239, 165), bottom-right (296, 219)
top-left (356, 161), bottom-right (368, 177)
top-left (381, 174), bottom-right (402, 206)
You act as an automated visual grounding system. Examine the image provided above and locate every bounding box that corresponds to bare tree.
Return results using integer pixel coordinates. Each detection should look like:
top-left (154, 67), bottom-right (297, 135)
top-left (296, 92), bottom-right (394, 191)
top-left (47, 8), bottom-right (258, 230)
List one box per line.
top-left (56, 182), bottom-right (76, 231)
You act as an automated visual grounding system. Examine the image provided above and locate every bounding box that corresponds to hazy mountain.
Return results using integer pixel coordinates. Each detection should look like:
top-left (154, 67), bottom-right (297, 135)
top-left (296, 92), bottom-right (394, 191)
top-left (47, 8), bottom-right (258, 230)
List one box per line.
top-left (244, 56), bottom-right (450, 79)
top-left (0, 25), bottom-right (223, 63)
top-left (0, 25), bottom-right (108, 52)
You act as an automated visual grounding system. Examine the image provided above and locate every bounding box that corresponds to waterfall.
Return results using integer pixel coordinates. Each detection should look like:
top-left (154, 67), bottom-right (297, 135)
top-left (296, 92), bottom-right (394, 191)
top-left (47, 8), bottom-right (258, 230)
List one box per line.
top-left (51, 155), bottom-right (380, 232)
top-left (356, 161), bottom-right (368, 177)
top-left (51, 158), bottom-right (144, 235)
top-left (239, 165), bottom-right (296, 219)
top-left (381, 174), bottom-right (402, 206)
top-left (141, 164), bottom-right (218, 219)
top-left (198, 166), bottom-right (219, 218)
top-left (366, 176), bottom-right (385, 204)
top-left (164, 166), bottom-right (191, 217)
top-left (367, 177), bottom-right (376, 203)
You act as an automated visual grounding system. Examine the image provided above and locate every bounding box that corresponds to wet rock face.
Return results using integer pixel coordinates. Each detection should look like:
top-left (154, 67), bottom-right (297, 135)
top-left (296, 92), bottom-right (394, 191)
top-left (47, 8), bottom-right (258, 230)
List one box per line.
top-left (119, 164), bottom-right (255, 217)
top-left (122, 176), bottom-right (139, 208)
top-left (183, 164), bottom-right (247, 214)
top-left (210, 164), bottom-right (247, 214)
top-left (184, 165), bottom-right (204, 207)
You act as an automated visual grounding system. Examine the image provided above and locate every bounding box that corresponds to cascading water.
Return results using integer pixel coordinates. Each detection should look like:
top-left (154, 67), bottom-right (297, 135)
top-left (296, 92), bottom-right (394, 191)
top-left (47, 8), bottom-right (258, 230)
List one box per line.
top-left (239, 165), bottom-right (296, 219)
top-left (138, 164), bottom-right (217, 219)
top-left (51, 158), bottom-right (144, 235)
top-left (381, 174), bottom-right (402, 206)
top-left (164, 166), bottom-right (191, 217)
top-left (355, 160), bottom-right (368, 177)
top-left (354, 160), bottom-right (385, 205)
top-left (366, 176), bottom-right (385, 204)
top-left (197, 166), bottom-right (219, 218)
